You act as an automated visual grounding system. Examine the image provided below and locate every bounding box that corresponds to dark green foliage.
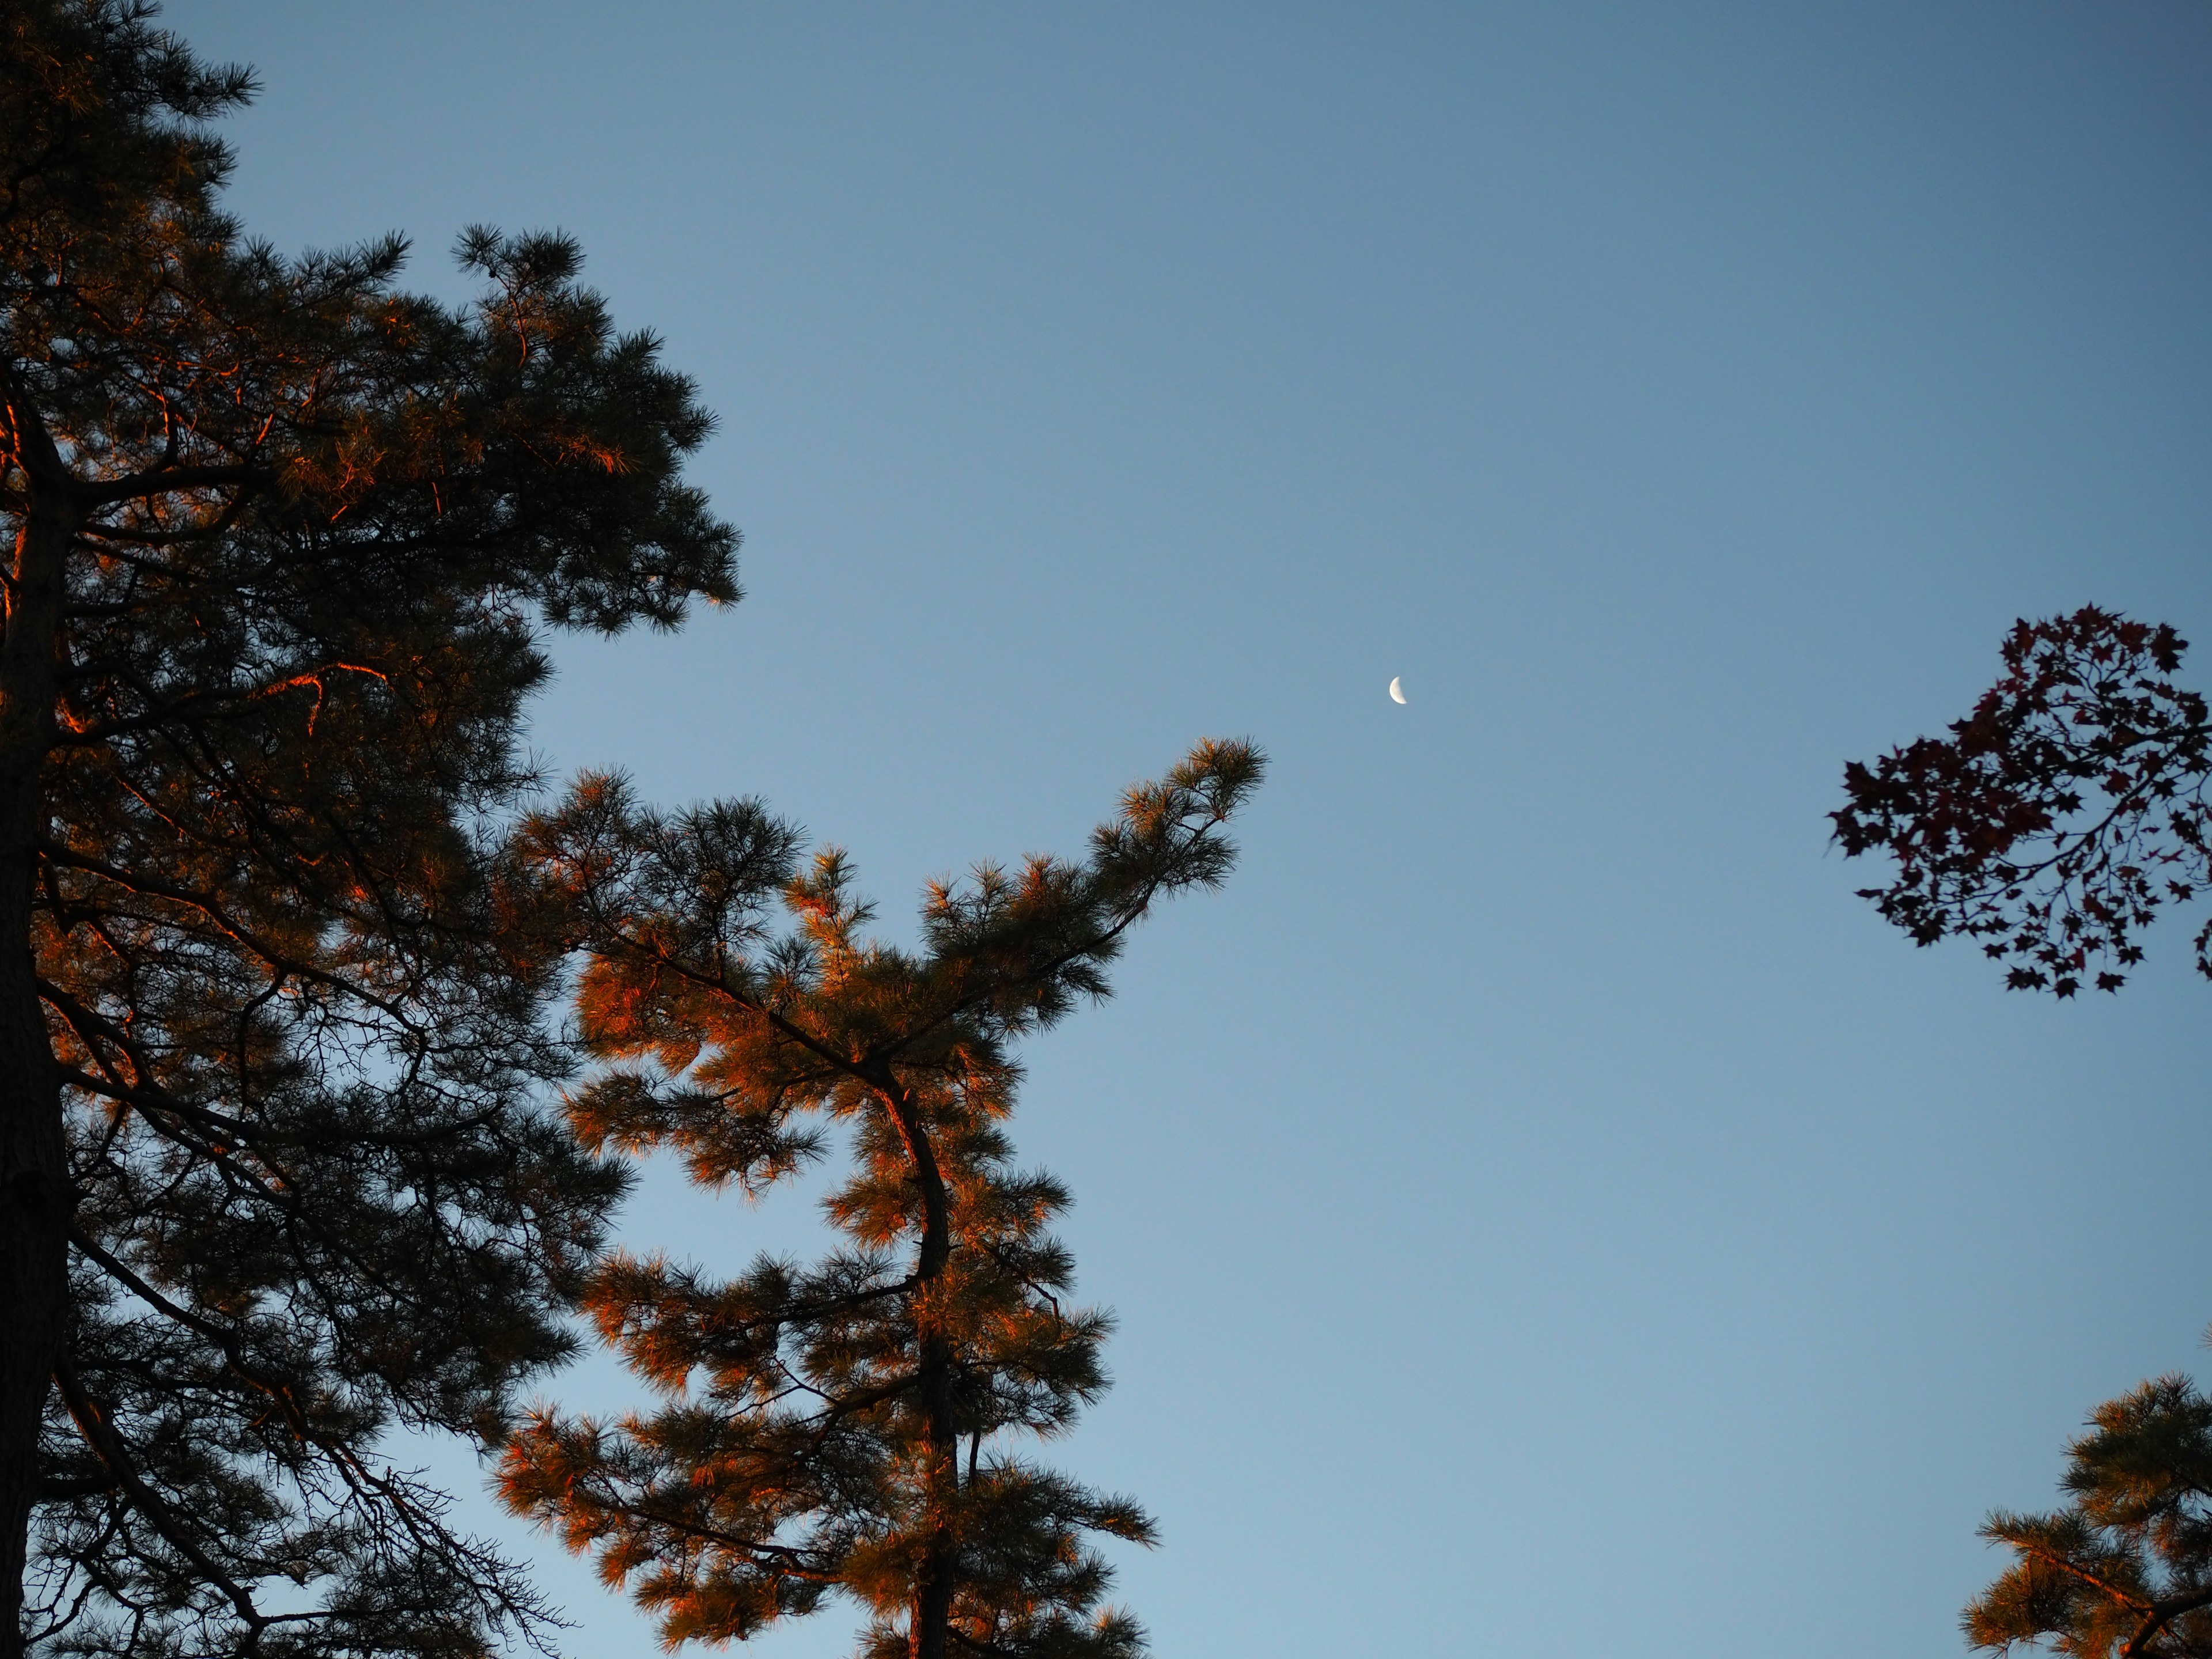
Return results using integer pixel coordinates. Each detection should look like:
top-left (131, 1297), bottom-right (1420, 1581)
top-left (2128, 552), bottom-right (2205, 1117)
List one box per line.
top-left (1969, 1375), bottom-right (2212, 1658)
top-left (498, 741), bottom-right (1264, 1659)
top-left (1, 3), bottom-right (738, 1652)
top-left (1835, 608), bottom-right (2212, 996)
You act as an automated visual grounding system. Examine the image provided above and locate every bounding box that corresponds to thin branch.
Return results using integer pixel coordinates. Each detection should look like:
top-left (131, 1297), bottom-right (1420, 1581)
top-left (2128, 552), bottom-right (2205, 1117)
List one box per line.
top-left (52, 1357), bottom-right (270, 1638)
top-left (78, 462), bottom-right (272, 507)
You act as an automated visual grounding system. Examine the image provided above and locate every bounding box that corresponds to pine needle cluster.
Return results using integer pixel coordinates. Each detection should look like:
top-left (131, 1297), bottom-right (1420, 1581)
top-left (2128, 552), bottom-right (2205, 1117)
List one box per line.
top-left (1969, 1375), bottom-right (2212, 1659)
top-left (498, 741), bottom-right (1264, 1659)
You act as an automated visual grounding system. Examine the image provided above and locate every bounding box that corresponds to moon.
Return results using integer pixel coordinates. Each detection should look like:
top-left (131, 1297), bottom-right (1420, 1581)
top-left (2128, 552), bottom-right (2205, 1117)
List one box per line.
top-left (1388, 676), bottom-right (1407, 704)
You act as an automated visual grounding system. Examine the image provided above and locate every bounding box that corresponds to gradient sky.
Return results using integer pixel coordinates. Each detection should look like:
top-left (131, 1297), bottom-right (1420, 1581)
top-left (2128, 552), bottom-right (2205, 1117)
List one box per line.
top-left (160, 4), bottom-right (2212, 1655)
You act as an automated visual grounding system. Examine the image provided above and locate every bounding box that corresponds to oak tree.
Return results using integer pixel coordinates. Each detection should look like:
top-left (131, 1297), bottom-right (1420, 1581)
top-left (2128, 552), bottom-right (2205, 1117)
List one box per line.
top-left (1834, 607), bottom-right (2212, 997)
top-left (497, 740), bottom-right (1264, 1659)
top-left (1, 3), bottom-right (737, 1652)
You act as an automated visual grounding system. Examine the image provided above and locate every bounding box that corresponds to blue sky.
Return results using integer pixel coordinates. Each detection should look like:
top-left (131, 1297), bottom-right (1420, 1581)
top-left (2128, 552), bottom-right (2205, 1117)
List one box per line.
top-left (163, 3), bottom-right (2212, 1654)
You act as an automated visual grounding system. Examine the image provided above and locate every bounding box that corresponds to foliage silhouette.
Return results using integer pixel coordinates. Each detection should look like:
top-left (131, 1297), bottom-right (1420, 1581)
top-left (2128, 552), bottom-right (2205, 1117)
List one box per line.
top-left (498, 741), bottom-right (1264, 1659)
top-left (0, 3), bottom-right (736, 1652)
top-left (1835, 607), bottom-right (2212, 997)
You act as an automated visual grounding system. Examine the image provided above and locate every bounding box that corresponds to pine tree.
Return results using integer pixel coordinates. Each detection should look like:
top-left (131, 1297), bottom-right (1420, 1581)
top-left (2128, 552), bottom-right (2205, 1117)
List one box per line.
top-left (497, 740), bottom-right (1263, 1659)
top-left (1, 4), bottom-right (738, 1652)
top-left (1967, 1374), bottom-right (2212, 1658)
top-left (1834, 607), bottom-right (2212, 997)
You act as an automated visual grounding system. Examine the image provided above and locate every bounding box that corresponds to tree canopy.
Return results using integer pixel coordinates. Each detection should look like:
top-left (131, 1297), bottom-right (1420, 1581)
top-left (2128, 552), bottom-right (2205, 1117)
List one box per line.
top-left (1, 2), bottom-right (737, 1652)
top-left (1835, 607), bottom-right (2212, 997)
top-left (497, 740), bottom-right (1263, 1659)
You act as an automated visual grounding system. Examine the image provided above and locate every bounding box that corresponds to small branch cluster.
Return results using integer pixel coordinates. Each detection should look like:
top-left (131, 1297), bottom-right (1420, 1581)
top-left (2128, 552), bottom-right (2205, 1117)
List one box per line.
top-left (1833, 607), bottom-right (2212, 995)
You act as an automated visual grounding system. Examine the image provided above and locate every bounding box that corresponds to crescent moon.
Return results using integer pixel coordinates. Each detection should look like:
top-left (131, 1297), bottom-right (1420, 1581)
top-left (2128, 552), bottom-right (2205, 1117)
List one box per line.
top-left (1388, 676), bottom-right (1407, 704)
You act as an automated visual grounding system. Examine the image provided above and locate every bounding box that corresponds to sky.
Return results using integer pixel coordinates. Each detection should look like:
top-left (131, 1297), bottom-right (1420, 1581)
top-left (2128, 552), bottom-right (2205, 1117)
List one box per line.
top-left (159, 3), bottom-right (2212, 1655)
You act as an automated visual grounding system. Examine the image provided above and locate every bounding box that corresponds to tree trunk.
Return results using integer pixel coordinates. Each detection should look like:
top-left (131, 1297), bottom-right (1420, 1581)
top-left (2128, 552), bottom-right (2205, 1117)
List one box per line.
top-left (0, 489), bottom-right (71, 1659)
top-left (0, 896), bottom-right (62, 1659)
top-left (877, 1078), bottom-right (957, 1659)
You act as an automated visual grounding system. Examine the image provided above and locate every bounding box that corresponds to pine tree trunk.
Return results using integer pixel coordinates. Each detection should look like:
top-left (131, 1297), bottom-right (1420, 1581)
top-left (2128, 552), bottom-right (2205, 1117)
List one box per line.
top-left (877, 1078), bottom-right (957, 1659)
top-left (0, 882), bottom-right (62, 1659)
top-left (912, 1303), bottom-right (958, 1659)
top-left (0, 490), bottom-right (71, 1659)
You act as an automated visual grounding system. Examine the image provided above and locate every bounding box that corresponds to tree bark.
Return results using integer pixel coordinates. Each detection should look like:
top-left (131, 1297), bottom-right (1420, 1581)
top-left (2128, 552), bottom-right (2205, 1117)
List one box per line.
top-left (0, 481), bottom-right (71, 1659)
top-left (877, 1077), bottom-right (957, 1659)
